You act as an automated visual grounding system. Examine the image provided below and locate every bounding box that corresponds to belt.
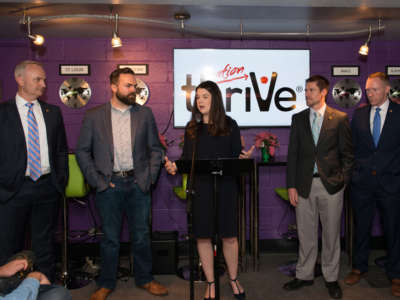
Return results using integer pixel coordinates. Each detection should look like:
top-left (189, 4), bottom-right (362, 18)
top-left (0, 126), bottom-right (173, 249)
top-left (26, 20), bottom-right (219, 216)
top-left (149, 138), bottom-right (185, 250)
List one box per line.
top-left (25, 173), bottom-right (51, 181)
top-left (313, 173), bottom-right (320, 178)
top-left (112, 169), bottom-right (135, 177)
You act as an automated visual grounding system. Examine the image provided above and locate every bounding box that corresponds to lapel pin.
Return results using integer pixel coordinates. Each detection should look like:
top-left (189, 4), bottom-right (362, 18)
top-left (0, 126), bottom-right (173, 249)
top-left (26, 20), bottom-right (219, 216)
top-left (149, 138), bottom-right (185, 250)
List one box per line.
top-left (45, 108), bottom-right (50, 112)
top-left (328, 115), bottom-right (333, 120)
top-left (389, 109), bottom-right (393, 113)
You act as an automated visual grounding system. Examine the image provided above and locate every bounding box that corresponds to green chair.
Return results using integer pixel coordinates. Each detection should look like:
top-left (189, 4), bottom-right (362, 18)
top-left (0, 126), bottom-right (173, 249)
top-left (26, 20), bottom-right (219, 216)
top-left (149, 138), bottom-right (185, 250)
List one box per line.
top-left (173, 173), bottom-right (188, 200)
top-left (65, 154), bottom-right (90, 198)
top-left (61, 153), bottom-right (90, 287)
top-left (274, 187), bottom-right (289, 202)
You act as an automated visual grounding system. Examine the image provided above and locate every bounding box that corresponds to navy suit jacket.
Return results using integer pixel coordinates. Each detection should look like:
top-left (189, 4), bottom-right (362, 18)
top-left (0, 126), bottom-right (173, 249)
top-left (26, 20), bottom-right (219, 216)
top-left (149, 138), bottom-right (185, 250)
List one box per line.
top-left (75, 102), bottom-right (163, 193)
top-left (351, 101), bottom-right (400, 194)
top-left (0, 99), bottom-right (68, 203)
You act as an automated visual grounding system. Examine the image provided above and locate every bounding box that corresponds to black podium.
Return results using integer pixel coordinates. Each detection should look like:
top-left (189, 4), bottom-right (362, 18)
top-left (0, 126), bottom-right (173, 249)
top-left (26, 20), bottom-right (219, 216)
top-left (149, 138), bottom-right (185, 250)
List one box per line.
top-left (176, 158), bottom-right (251, 300)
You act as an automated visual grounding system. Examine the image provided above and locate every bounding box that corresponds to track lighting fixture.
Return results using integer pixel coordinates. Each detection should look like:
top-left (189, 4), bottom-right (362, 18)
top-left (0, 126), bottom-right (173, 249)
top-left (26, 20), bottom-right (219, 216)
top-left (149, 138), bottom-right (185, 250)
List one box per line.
top-left (111, 13), bottom-right (122, 48)
top-left (22, 14), bottom-right (385, 41)
top-left (359, 25), bottom-right (372, 56)
top-left (26, 16), bottom-right (45, 46)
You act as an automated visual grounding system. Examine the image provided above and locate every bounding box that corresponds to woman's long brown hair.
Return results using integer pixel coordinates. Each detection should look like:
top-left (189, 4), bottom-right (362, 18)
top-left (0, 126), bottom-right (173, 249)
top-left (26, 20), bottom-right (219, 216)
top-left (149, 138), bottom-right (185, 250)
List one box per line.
top-left (186, 81), bottom-right (230, 139)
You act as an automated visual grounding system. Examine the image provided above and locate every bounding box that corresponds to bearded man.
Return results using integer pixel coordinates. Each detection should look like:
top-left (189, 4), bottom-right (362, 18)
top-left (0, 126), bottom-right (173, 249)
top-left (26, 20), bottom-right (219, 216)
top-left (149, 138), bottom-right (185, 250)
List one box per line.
top-left (75, 67), bottom-right (167, 300)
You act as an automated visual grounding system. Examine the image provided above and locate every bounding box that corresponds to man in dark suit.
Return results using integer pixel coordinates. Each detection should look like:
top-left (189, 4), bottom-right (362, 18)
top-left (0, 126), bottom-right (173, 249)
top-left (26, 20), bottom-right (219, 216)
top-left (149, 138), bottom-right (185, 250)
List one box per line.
top-left (0, 60), bottom-right (68, 282)
top-left (344, 72), bottom-right (400, 297)
top-left (75, 68), bottom-right (167, 300)
top-left (284, 75), bottom-right (353, 299)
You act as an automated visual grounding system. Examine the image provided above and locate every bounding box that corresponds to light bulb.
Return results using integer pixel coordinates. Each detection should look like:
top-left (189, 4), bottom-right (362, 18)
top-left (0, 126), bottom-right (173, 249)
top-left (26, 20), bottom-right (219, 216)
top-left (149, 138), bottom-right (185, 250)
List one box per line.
top-left (359, 44), bottom-right (369, 56)
top-left (111, 32), bottom-right (122, 48)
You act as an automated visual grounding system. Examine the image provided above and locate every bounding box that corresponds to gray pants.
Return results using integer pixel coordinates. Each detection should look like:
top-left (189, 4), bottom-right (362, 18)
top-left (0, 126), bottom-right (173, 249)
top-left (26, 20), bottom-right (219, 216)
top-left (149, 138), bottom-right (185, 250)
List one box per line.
top-left (295, 178), bottom-right (344, 282)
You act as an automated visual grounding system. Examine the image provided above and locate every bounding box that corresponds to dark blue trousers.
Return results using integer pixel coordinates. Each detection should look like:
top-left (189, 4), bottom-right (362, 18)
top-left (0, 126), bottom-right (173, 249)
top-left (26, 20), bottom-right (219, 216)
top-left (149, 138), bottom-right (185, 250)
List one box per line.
top-left (95, 175), bottom-right (153, 289)
top-left (351, 180), bottom-right (400, 280)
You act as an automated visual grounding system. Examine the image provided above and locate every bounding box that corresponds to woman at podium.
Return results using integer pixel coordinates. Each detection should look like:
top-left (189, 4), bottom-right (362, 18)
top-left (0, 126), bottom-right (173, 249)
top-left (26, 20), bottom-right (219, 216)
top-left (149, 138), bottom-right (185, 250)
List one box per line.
top-left (165, 80), bottom-right (249, 300)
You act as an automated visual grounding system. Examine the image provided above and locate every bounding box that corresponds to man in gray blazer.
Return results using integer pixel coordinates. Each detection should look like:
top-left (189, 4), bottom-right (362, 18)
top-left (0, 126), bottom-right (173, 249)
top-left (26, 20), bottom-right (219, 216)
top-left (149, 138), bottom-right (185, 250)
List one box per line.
top-left (75, 68), bottom-right (167, 300)
top-left (283, 75), bottom-right (353, 299)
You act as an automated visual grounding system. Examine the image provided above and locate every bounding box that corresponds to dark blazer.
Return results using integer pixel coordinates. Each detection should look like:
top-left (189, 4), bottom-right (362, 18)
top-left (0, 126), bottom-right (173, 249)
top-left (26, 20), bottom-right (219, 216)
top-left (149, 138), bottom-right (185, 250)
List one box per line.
top-left (351, 101), bottom-right (400, 194)
top-left (75, 102), bottom-right (163, 193)
top-left (0, 98), bottom-right (68, 203)
top-left (287, 105), bottom-right (354, 198)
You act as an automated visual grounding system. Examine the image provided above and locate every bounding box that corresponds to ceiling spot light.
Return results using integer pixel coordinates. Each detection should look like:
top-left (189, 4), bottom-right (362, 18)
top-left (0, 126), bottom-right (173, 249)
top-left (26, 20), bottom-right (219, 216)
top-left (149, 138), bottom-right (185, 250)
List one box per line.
top-left (359, 25), bottom-right (372, 56)
top-left (111, 13), bottom-right (122, 48)
top-left (26, 16), bottom-right (45, 46)
top-left (174, 10), bottom-right (191, 30)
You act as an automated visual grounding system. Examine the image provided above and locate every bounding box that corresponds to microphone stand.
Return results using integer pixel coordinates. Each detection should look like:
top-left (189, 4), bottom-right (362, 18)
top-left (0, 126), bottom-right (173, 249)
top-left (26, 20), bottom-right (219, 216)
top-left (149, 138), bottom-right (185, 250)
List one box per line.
top-left (186, 117), bottom-right (201, 300)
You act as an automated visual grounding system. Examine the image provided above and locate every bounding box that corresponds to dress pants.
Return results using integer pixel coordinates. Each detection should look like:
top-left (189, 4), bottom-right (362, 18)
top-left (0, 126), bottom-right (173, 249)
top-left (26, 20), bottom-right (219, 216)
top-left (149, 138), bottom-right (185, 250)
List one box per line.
top-left (0, 175), bottom-right (60, 282)
top-left (95, 175), bottom-right (153, 290)
top-left (295, 178), bottom-right (344, 282)
top-left (351, 180), bottom-right (400, 279)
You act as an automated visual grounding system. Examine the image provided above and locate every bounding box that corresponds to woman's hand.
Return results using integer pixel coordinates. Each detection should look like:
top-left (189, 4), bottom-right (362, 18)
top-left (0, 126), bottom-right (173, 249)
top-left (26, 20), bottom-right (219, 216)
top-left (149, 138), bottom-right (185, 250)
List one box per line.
top-left (164, 156), bottom-right (178, 175)
top-left (239, 145), bottom-right (255, 159)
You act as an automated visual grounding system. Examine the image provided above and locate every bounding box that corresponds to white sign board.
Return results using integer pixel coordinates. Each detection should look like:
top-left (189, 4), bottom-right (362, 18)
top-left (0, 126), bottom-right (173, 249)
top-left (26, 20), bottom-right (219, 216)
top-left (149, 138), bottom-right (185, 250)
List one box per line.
top-left (174, 49), bottom-right (310, 127)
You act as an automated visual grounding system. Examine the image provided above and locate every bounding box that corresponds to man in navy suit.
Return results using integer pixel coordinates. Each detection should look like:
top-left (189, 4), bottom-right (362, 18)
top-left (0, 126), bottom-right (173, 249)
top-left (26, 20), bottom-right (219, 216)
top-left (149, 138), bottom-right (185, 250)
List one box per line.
top-left (345, 72), bottom-right (400, 297)
top-left (0, 61), bottom-right (68, 282)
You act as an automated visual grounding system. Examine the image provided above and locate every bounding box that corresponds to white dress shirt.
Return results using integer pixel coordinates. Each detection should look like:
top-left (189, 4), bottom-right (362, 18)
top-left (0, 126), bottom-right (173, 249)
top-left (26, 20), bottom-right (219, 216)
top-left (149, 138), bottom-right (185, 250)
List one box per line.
top-left (15, 93), bottom-right (51, 176)
top-left (370, 98), bottom-right (389, 135)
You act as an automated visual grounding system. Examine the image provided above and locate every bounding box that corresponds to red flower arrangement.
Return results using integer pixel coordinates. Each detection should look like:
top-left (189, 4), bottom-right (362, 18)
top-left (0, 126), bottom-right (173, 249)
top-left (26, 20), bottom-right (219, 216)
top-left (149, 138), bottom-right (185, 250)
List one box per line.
top-left (158, 133), bottom-right (168, 150)
top-left (254, 132), bottom-right (279, 156)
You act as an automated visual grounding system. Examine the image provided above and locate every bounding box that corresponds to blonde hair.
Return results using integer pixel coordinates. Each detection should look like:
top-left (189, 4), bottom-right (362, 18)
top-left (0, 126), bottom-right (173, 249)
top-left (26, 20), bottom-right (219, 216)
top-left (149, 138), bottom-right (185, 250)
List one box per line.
top-left (368, 72), bottom-right (390, 86)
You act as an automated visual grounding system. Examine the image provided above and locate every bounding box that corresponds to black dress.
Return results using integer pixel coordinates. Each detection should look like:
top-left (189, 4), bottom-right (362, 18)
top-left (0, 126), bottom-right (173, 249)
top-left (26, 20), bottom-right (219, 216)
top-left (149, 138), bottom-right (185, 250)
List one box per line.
top-left (182, 117), bottom-right (242, 238)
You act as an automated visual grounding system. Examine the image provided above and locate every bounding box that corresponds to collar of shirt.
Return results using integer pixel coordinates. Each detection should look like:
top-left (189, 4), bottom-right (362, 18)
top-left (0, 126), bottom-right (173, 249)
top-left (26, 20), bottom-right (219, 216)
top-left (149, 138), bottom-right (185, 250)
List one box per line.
top-left (16, 93), bottom-right (39, 109)
top-left (371, 98), bottom-right (390, 115)
top-left (111, 101), bottom-right (132, 113)
top-left (310, 103), bottom-right (326, 119)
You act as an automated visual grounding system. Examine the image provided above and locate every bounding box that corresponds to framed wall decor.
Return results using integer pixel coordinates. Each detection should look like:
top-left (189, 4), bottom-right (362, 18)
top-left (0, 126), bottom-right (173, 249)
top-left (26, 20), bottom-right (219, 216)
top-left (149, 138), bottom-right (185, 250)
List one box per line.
top-left (59, 64), bottom-right (90, 76)
top-left (386, 66), bottom-right (400, 76)
top-left (331, 65), bottom-right (360, 77)
top-left (118, 64), bottom-right (148, 75)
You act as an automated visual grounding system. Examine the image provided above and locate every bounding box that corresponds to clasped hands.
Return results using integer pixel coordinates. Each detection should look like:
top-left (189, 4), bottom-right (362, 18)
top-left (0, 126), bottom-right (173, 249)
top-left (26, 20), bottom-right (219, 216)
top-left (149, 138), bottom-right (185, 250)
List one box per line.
top-left (0, 259), bottom-right (50, 285)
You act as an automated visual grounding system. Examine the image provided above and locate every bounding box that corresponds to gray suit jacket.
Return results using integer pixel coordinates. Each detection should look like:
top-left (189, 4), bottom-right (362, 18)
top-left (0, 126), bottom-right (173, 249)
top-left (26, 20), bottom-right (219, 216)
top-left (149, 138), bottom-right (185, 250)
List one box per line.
top-left (75, 102), bottom-right (163, 193)
top-left (286, 105), bottom-right (354, 198)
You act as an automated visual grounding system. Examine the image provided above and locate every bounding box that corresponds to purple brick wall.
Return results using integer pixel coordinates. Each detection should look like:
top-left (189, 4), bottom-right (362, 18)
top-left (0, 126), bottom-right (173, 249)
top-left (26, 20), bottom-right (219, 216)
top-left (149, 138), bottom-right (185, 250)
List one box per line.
top-left (1, 37), bottom-right (399, 240)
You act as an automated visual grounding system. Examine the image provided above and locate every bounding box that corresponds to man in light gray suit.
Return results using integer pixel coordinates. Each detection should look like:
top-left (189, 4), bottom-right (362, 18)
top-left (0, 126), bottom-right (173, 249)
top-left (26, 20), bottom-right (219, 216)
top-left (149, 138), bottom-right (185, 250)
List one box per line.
top-left (283, 75), bottom-right (353, 299)
top-left (75, 68), bottom-right (167, 300)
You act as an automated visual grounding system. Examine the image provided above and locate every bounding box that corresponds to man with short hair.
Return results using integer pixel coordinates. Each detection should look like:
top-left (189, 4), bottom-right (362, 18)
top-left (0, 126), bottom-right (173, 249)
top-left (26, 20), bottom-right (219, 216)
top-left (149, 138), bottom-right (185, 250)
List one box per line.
top-left (284, 75), bottom-right (353, 299)
top-left (345, 72), bottom-right (400, 297)
top-left (76, 68), bottom-right (167, 300)
top-left (0, 60), bottom-right (68, 282)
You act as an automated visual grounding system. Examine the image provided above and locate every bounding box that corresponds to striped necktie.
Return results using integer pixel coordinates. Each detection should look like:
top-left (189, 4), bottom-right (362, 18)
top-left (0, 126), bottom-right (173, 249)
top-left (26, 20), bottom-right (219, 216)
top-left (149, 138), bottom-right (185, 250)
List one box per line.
top-left (26, 103), bottom-right (42, 181)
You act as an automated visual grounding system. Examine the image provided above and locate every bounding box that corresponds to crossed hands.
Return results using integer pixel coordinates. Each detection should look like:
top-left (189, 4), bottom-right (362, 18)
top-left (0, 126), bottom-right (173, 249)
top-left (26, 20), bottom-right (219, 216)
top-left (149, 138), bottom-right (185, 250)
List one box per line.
top-left (164, 156), bottom-right (177, 175)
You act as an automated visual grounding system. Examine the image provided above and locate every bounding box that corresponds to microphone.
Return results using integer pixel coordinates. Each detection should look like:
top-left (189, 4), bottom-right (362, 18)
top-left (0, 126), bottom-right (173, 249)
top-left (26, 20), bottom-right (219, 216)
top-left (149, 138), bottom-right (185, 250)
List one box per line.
top-left (195, 113), bottom-right (202, 124)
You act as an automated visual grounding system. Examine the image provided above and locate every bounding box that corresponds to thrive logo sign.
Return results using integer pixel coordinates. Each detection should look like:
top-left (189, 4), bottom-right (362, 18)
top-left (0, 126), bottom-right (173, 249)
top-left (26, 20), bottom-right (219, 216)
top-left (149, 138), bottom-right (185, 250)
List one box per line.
top-left (174, 49), bottom-right (310, 127)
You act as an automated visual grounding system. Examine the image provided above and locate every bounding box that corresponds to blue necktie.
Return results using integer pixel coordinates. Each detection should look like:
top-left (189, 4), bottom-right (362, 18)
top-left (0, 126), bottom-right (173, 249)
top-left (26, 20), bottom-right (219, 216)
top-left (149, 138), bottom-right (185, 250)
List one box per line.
top-left (311, 111), bottom-right (320, 174)
top-left (372, 107), bottom-right (381, 147)
top-left (26, 103), bottom-right (42, 181)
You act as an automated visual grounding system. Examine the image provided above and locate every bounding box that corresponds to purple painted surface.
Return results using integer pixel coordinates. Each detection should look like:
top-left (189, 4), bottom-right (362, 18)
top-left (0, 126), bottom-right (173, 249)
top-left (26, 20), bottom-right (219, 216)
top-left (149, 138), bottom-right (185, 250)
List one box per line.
top-left (1, 37), bottom-right (399, 241)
